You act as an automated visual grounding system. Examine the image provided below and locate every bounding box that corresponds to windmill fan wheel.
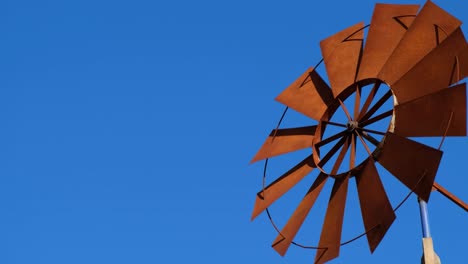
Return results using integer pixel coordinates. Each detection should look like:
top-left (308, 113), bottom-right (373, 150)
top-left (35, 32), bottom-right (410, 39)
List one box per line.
top-left (250, 2), bottom-right (468, 264)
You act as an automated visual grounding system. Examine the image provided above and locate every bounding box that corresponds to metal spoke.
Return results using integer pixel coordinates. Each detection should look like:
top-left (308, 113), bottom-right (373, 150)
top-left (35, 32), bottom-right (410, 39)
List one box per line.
top-left (322, 121), bottom-right (347, 128)
top-left (315, 130), bottom-right (348, 148)
top-left (318, 136), bottom-right (349, 168)
top-left (356, 131), bottom-right (373, 156)
top-left (353, 85), bottom-right (361, 121)
top-left (350, 133), bottom-right (356, 169)
top-left (338, 98), bottom-right (353, 121)
top-left (359, 90), bottom-right (393, 123)
top-left (360, 110), bottom-right (393, 127)
top-left (356, 127), bottom-right (386, 136)
top-left (360, 131), bottom-right (380, 147)
top-left (358, 81), bottom-right (381, 120)
top-left (331, 136), bottom-right (351, 174)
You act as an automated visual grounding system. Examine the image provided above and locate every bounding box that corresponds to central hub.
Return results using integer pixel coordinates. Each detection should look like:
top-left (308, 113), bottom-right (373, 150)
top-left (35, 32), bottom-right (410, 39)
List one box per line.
top-left (346, 120), bottom-right (359, 132)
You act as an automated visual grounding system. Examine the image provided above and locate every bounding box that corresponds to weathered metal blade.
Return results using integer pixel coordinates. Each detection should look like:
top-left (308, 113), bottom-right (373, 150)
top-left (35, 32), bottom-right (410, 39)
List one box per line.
top-left (320, 22), bottom-right (364, 98)
top-left (315, 176), bottom-right (349, 264)
top-left (460, 47), bottom-right (468, 80)
top-left (378, 1), bottom-right (462, 86)
top-left (276, 68), bottom-right (334, 121)
top-left (250, 126), bottom-right (317, 163)
top-left (391, 28), bottom-right (468, 104)
top-left (354, 159), bottom-right (396, 253)
top-left (376, 133), bottom-right (443, 202)
top-left (271, 173), bottom-right (328, 256)
top-left (394, 83), bottom-right (466, 137)
top-left (251, 155), bottom-right (316, 220)
top-left (357, 3), bottom-right (420, 81)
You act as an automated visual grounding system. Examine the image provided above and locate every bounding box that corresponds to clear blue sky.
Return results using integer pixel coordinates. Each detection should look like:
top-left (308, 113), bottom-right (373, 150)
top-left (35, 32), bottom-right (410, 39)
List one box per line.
top-left (1, 0), bottom-right (467, 263)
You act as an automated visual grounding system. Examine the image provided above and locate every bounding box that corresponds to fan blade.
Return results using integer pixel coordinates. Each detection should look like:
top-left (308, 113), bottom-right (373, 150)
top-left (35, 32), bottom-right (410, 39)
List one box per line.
top-left (274, 136), bottom-right (349, 256)
top-left (276, 68), bottom-right (334, 121)
top-left (391, 28), bottom-right (468, 104)
top-left (357, 4), bottom-right (419, 81)
top-left (376, 133), bottom-right (443, 202)
top-left (271, 173), bottom-right (328, 256)
top-left (460, 47), bottom-right (468, 80)
top-left (355, 159), bottom-right (396, 253)
top-left (250, 126), bottom-right (317, 163)
top-left (320, 22), bottom-right (364, 98)
top-left (394, 83), bottom-right (466, 137)
top-left (251, 155), bottom-right (316, 220)
top-left (315, 176), bottom-right (349, 264)
top-left (378, 1), bottom-right (462, 86)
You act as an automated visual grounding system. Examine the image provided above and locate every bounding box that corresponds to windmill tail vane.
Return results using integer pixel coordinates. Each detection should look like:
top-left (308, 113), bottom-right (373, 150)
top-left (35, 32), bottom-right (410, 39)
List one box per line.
top-left (249, 1), bottom-right (468, 263)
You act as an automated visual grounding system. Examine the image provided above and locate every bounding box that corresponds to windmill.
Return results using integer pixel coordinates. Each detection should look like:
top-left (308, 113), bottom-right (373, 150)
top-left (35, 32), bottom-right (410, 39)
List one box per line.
top-left (249, 1), bottom-right (468, 263)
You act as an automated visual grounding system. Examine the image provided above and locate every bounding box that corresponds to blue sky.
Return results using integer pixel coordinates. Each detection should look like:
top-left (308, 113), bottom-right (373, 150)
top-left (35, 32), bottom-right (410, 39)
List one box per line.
top-left (1, 0), bottom-right (467, 263)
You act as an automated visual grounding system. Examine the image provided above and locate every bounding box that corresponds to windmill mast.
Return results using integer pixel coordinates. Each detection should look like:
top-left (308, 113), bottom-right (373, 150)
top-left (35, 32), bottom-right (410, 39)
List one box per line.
top-left (419, 199), bottom-right (440, 264)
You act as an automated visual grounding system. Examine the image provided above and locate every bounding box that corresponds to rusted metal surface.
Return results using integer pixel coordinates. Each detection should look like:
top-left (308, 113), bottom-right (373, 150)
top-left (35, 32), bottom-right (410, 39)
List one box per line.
top-left (276, 68), bottom-right (333, 121)
top-left (355, 159), bottom-right (396, 253)
top-left (315, 176), bottom-right (349, 264)
top-left (249, 2), bottom-right (468, 263)
top-left (391, 28), bottom-right (468, 104)
top-left (394, 83), bottom-right (467, 137)
top-left (272, 173), bottom-right (328, 256)
top-left (251, 155), bottom-right (316, 220)
top-left (320, 22), bottom-right (364, 97)
top-left (460, 47), bottom-right (468, 80)
top-left (378, 1), bottom-right (462, 86)
top-left (376, 133), bottom-right (443, 202)
top-left (250, 126), bottom-right (317, 163)
top-left (357, 3), bottom-right (419, 81)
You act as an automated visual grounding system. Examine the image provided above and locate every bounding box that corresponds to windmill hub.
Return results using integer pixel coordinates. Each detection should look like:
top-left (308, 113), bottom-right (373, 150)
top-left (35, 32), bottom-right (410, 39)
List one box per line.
top-left (346, 121), bottom-right (359, 132)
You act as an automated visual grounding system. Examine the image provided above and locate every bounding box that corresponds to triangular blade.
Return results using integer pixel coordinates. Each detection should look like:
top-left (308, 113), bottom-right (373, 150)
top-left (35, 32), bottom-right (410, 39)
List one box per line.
top-left (391, 28), bottom-right (468, 104)
top-left (320, 22), bottom-right (364, 98)
top-left (354, 159), bottom-right (396, 253)
top-left (376, 133), bottom-right (443, 202)
top-left (250, 126), bottom-right (317, 163)
top-left (271, 173), bottom-right (328, 256)
top-left (394, 83), bottom-right (467, 137)
top-left (357, 3), bottom-right (420, 81)
top-left (378, 1), bottom-right (462, 86)
top-left (251, 155), bottom-right (316, 220)
top-left (276, 68), bottom-right (334, 121)
top-left (315, 176), bottom-right (349, 264)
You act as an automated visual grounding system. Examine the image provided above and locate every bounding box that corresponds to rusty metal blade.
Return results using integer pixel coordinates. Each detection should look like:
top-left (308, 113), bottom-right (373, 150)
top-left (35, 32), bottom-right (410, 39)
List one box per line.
top-left (271, 173), bottom-right (328, 256)
top-left (378, 1), bottom-right (462, 86)
top-left (376, 133), bottom-right (443, 202)
top-left (320, 22), bottom-right (364, 97)
top-left (460, 46), bottom-right (468, 81)
top-left (391, 28), bottom-right (468, 104)
top-left (357, 3), bottom-right (419, 81)
top-left (354, 159), bottom-right (396, 253)
top-left (251, 155), bottom-right (316, 220)
top-left (315, 176), bottom-right (349, 264)
top-left (250, 126), bottom-right (317, 163)
top-left (276, 68), bottom-right (334, 121)
top-left (394, 83), bottom-right (466, 137)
